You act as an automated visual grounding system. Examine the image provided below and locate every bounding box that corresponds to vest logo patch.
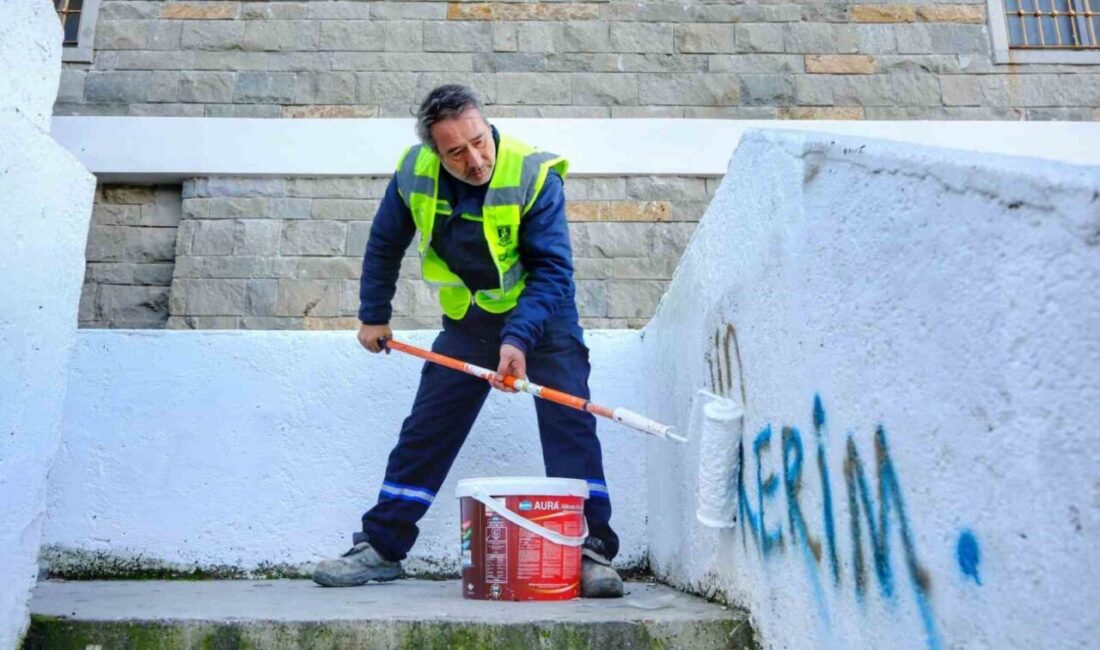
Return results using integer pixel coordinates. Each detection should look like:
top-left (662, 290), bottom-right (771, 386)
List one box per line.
top-left (496, 225), bottom-right (513, 247)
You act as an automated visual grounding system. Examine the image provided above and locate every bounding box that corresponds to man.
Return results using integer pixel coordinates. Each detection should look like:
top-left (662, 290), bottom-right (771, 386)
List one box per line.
top-left (312, 84), bottom-right (623, 598)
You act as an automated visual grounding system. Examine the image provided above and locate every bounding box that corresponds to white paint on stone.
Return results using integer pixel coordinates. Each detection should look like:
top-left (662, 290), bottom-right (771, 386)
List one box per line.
top-left (0, 1), bottom-right (96, 646)
top-left (50, 117), bottom-right (1100, 182)
top-left (44, 329), bottom-right (650, 576)
top-left (642, 129), bottom-right (1100, 649)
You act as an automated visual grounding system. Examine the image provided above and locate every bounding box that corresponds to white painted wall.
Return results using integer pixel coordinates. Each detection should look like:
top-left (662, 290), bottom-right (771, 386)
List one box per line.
top-left (50, 117), bottom-right (1100, 182)
top-left (44, 330), bottom-right (650, 576)
top-left (643, 130), bottom-right (1100, 649)
top-left (0, 1), bottom-right (96, 647)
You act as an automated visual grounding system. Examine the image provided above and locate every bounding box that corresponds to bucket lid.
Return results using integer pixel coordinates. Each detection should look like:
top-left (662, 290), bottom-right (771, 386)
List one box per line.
top-left (455, 476), bottom-right (589, 499)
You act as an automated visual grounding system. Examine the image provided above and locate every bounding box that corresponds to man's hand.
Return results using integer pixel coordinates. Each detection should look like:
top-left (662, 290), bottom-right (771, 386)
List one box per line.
top-left (358, 323), bottom-right (393, 353)
top-left (491, 343), bottom-right (526, 393)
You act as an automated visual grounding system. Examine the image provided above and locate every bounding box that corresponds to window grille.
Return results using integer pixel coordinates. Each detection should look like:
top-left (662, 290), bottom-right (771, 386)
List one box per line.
top-left (1003, 0), bottom-right (1099, 48)
top-left (55, 0), bottom-right (99, 63)
top-left (56, 0), bottom-right (82, 46)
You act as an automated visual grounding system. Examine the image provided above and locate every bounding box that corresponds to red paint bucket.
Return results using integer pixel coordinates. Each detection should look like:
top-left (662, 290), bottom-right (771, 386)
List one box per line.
top-left (455, 477), bottom-right (588, 601)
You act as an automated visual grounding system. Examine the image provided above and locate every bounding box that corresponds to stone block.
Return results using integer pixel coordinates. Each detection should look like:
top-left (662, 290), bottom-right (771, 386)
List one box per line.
top-left (833, 75), bottom-right (896, 106)
top-left (639, 74), bottom-right (739, 105)
top-left (574, 258), bottom-right (613, 280)
top-left (134, 263), bottom-right (176, 286)
top-left (277, 280), bottom-right (342, 317)
top-left (181, 21), bottom-right (246, 50)
top-left (496, 73), bottom-right (571, 104)
top-left (571, 222), bottom-right (654, 258)
top-left (113, 50), bottom-right (196, 70)
top-left (609, 201), bottom-right (672, 222)
top-left (561, 21), bottom-right (608, 52)
top-left (281, 221), bottom-right (347, 256)
top-left (194, 50), bottom-right (268, 70)
top-left (236, 316), bottom-right (302, 329)
top-left (625, 177), bottom-right (707, 201)
top-left (179, 71), bottom-right (235, 103)
top-left (195, 178), bottom-right (286, 198)
top-left (806, 54), bottom-right (877, 74)
top-left (612, 257), bottom-right (678, 280)
top-left (385, 22), bottom-right (423, 51)
top-left (918, 5), bottom-right (985, 23)
top-left (371, 3), bottom-right (448, 20)
top-left (175, 279), bottom-right (248, 315)
top-left (514, 22), bottom-right (557, 53)
top-left (295, 257), bottom-right (360, 279)
top-left (57, 69), bottom-right (85, 103)
top-left (610, 23), bottom-right (673, 53)
top-left (85, 262), bottom-right (135, 284)
top-left (93, 203), bottom-right (141, 226)
top-left (734, 23), bottom-right (785, 54)
top-left (94, 20), bottom-right (150, 49)
top-left (740, 74), bottom-right (795, 105)
top-left (423, 21), bottom-right (493, 52)
top-left (784, 23), bottom-right (842, 53)
top-left (792, 76), bottom-right (834, 109)
top-left (572, 73), bottom-right (638, 105)
top-left (85, 72), bottom-right (151, 103)
top-left (246, 279), bottom-right (279, 316)
top-left (311, 199), bottom-right (378, 221)
top-left (857, 25), bottom-right (898, 54)
top-left (892, 72), bottom-right (941, 106)
top-left (148, 21), bottom-right (184, 50)
top-left (894, 24), bottom-right (935, 53)
top-left (167, 315), bottom-right (242, 329)
top-left (851, 5), bottom-right (917, 22)
top-left (676, 24), bottom-right (736, 54)
top-left (369, 72), bottom-right (420, 103)
top-left (287, 177), bottom-right (378, 199)
top-left (98, 285), bottom-right (170, 326)
top-left (208, 197), bottom-right (273, 219)
top-left (102, 2), bottom-right (164, 20)
top-left (234, 220), bottom-right (283, 256)
top-left (416, 73), bottom-right (498, 103)
top-left (79, 283), bottom-right (98, 322)
top-left (241, 3), bottom-right (309, 20)
top-left (130, 103), bottom-right (205, 118)
top-left (651, 223), bottom-right (698, 257)
top-left (930, 24), bottom-right (989, 55)
top-left (243, 20), bottom-right (318, 51)
top-left (272, 198), bottom-right (312, 220)
top-left (162, 3), bottom-right (239, 20)
top-left (283, 106), bottom-right (380, 119)
top-left (607, 280), bottom-right (667, 318)
top-left (192, 220), bottom-right (237, 255)
top-left (939, 75), bottom-right (982, 106)
top-left (143, 189), bottom-right (183, 227)
top-left (294, 72), bottom-right (356, 104)
top-left (492, 22), bottom-right (518, 51)
top-left (208, 105), bottom-right (284, 118)
top-left (575, 280), bottom-right (609, 317)
top-left (346, 221), bottom-right (374, 256)
top-left (319, 21), bottom-right (385, 51)
top-left (709, 54), bottom-right (803, 73)
top-left (173, 255), bottom-right (203, 278)
top-left (175, 220), bottom-right (198, 255)
top-left (575, 177), bottom-right (626, 200)
top-left (234, 72), bottom-right (296, 103)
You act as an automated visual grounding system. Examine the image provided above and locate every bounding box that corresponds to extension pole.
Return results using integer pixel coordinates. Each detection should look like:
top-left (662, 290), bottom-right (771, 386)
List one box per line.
top-left (380, 337), bottom-right (684, 443)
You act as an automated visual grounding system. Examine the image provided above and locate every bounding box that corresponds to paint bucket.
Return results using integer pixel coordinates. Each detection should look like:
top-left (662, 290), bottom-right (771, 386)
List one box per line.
top-left (455, 477), bottom-right (588, 601)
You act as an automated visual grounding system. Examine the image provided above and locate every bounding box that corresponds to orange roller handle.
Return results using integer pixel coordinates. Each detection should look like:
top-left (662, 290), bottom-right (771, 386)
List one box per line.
top-left (379, 337), bottom-right (683, 442)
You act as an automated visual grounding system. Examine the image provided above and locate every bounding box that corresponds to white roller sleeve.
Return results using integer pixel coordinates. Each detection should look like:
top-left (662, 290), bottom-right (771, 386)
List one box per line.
top-left (695, 397), bottom-right (743, 528)
top-left (469, 490), bottom-right (588, 547)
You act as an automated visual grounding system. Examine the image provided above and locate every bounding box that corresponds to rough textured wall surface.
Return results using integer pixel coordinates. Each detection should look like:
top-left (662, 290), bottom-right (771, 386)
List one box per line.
top-left (0, 1), bottom-right (96, 646)
top-left (643, 130), bottom-right (1100, 649)
top-left (159, 174), bottom-right (704, 330)
top-left (55, 0), bottom-right (1100, 120)
top-left (81, 185), bottom-right (181, 328)
top-left (44, 329), bottom-right (650, 577)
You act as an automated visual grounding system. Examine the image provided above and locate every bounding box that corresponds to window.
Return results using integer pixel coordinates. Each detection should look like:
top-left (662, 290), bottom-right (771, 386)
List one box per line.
top-left (56, 0), bottom-right (101, 63)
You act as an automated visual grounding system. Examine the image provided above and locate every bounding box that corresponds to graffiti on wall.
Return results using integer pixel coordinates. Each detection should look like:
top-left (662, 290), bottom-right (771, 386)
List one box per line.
top-left (705, 325), bottom-right (982, 650)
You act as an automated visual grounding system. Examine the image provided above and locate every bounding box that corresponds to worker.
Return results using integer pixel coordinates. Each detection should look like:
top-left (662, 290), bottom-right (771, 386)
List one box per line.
top-left (312, 84), bottom-right (623, 598)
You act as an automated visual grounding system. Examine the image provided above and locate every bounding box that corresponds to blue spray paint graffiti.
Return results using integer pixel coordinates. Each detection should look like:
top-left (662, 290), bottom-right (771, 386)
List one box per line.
top-left (957, 530), bottom-right (981, 585)
top-left (728, 395), bottom-right (948, 650)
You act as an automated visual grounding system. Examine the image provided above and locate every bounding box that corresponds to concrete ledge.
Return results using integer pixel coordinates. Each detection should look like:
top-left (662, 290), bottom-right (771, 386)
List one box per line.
top-left (25, 579), bottom-right (755, 649)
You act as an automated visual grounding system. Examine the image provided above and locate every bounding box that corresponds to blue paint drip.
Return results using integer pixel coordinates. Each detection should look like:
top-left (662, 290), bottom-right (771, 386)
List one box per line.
top-left (957, 530), bottom-right (981, 585)
top-left (737, 438), bottom-right (760, 548)
top-left (814, 396), bottom-right (840, 585)
top-left (783, 426), bottom-right (833, 626)
top-left (754, 425), bottom-right (783, 555)
top-left (813, 394), bottom-right (826, 428)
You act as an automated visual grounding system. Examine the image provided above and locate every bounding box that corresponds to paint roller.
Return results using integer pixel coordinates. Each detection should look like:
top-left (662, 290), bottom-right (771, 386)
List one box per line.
top-left (691, 389), bottom-right (744, 528)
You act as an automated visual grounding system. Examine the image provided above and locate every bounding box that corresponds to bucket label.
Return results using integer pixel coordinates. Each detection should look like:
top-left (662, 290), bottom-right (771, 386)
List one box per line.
top-left (459, 492), bottom-right (585, 601)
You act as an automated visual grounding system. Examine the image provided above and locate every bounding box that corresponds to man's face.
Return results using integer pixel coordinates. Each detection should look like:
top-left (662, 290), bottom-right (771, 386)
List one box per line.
top-left (431, 108), bottom-right (495, 186)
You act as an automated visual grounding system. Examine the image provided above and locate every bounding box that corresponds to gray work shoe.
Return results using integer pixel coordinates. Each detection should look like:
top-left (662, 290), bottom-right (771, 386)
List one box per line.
top-left (581, 546), bottom-right (623, 598)
top-left (312, 541), bottom-right (403, 587)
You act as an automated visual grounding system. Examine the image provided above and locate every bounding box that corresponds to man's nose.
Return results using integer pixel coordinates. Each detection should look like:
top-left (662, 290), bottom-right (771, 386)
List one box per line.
top-left (466, 147), bottom-right (483, 169)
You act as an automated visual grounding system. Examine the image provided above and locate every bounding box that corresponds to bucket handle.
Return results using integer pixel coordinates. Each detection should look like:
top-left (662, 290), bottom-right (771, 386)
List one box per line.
top-left (469, 490), bottom-right (588, 547)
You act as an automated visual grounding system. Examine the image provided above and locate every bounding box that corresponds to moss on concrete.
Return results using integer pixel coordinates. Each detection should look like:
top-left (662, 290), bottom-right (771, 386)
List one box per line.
top-left (25, 615), bottom-right (755, 649)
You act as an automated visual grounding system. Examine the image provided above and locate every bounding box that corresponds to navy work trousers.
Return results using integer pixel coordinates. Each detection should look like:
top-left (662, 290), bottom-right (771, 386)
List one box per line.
top-left (360, 308), bottom-right (619, 562)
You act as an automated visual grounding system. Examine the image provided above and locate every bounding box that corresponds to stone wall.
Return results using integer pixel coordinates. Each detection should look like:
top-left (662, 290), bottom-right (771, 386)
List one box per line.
top-left (162, 174), bottom-right (707, 330)
top-left (55, 0), bottom-right (1100, 120)
top-left (81, 185), bottom-right (180, 328)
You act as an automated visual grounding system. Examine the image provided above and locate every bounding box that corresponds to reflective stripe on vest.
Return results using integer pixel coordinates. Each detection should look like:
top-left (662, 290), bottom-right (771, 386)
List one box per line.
top-left (394, 135), bottom-right (569, 321)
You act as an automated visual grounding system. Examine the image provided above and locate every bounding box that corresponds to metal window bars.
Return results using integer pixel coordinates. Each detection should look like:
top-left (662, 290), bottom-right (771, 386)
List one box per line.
top-left (1004, 0), bottom-right (1100, 48)
top-left (56, 0), bottom-right (83, 46)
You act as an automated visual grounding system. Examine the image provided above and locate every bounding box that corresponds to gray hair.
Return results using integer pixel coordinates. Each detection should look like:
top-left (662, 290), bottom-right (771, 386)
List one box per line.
top-left (415, 84), bottom-right (487, 152)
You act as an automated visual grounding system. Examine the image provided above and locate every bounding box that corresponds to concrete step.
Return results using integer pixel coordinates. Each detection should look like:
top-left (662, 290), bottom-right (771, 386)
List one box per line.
top-left (24, 579), bottom-right (755, 649)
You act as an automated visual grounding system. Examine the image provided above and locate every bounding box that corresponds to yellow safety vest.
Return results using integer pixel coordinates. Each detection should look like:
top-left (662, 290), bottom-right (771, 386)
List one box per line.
top-left (394, 135), bottom-right (569, 321)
